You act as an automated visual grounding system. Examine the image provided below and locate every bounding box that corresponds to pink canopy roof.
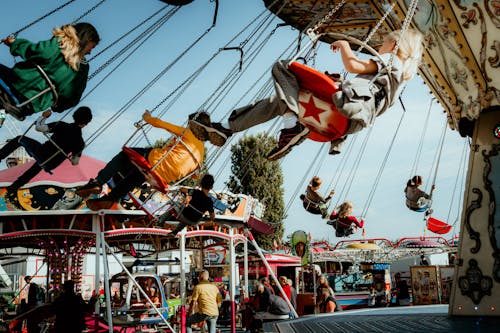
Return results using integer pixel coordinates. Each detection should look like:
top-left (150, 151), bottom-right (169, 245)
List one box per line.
top-left (0, 155), bottom-right (105, 188)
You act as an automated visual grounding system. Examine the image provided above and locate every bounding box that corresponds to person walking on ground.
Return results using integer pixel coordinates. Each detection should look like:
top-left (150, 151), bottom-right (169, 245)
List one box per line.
top-left (186, 270), bottom-right (221, 333)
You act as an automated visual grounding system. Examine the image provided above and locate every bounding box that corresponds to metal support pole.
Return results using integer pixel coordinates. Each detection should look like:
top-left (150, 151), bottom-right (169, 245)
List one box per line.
top-left (245, 229), bottom-right (299, 318)
top-left (92, 214), bottom-right (102, 332)
top-left (243, 237), bottom-right (249, 297)
top-left (229, 228), bottom-right (236, 333)
top-left (180, 229), bottom-right (187, 333)
top-left (98, 214), bottom-right (113, 333)
top-left (102, 242), bottom-right (175, 332)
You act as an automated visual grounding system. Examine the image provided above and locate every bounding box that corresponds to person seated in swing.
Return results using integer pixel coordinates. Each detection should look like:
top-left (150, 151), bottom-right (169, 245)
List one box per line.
top-left (404, 175), bottom-right (435, 213)
top-left (0, 23), bottom-right (100, 119)
top-left (0, 107), bottom-right (92, 204)
top-left (187, 29), bottom-right (423, 160)
top-left (327, 201), bottom-right (364, 237)
top-left (299, 176), bottom-right (334, 218)
top-left (156, 173), bottom-right (216, 236)
top-left (76, 110), bottom-right (205, 211)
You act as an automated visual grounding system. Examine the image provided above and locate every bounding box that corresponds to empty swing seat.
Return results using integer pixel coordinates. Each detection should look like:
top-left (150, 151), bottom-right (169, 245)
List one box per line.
top-left (288, 61), bottom-right (350, 142)
top-left (122, 146), bottom-right (168, 193)
top-left (427, 217), bottom-right (452, 234)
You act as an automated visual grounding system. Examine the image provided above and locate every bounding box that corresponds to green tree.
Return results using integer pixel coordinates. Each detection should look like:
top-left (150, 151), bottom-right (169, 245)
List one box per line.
top-left (226, 134), bottom-right (285, 249)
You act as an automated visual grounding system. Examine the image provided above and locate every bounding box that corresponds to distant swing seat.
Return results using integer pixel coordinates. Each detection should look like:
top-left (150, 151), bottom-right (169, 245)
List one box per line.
top-left (122, 146), bottom-right (169, 194)
top-left (427, 217), bottom-right (452, 234)
top-left (0, 62), bottom-right (58, 121)
top-left (288, 61), bottom-right (350, 142)
top-left (299, 194), bottom-right (328, 217)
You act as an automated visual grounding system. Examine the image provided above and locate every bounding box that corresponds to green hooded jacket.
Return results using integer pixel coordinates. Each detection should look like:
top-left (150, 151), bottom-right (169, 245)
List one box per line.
top-left (9, 37), bottom-right (89, 113)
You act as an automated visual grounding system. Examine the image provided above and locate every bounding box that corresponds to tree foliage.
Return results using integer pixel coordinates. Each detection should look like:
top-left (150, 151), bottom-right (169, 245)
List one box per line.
top-left (226, 134), bottom-right (285, 249)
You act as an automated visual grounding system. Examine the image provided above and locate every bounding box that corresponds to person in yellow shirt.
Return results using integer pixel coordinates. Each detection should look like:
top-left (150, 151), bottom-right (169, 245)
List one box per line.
top-left (76, 110), bottom-right (204, 210)
top-left (186, 270), bottom-right (222, 333)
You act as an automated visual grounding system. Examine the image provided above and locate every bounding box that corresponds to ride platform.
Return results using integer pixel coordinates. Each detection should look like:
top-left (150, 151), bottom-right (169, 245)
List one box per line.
top-left (264, 305), bottom-right (500, 333)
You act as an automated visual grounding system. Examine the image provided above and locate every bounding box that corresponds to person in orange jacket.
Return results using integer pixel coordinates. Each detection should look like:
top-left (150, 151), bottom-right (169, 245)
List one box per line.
top-left (77, 110), bottom-right (204, 210)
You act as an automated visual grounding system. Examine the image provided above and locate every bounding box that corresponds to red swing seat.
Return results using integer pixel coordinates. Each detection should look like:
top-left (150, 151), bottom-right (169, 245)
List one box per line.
top-left (426, 217), bottom-right (452, 234)
top-left (122, 146), bottom-right (168, 194)
top-left (288, 61), bottom-right (349, 142)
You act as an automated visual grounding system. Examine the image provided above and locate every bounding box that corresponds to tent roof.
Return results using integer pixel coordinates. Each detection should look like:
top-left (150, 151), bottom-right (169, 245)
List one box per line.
top-left (0, 155), bottom-right (105, 188)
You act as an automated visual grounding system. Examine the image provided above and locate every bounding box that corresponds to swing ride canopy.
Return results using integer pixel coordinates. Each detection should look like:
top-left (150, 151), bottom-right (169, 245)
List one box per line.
top-left (263, 0), bottom-right (499, 131)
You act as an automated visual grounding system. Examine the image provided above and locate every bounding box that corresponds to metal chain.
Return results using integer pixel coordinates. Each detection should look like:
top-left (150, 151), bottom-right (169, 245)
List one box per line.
top-left (71, 0), bottom-right (108, 24)
top-left (309, 0), bottom-right (347, 35)
top-left (388, 0), bottom-right (419, 68)
top-left (361, 2), bottom-right (396, 47)
top-left (11, 0), bottom-right (78, 37)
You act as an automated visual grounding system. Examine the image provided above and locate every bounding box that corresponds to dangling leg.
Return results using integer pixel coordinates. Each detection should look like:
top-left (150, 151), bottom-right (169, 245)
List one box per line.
top-left (188, 60), bottom-right (309, 159)
top-left (77, 148), bottom-right (146, 198)
top-left (319, 203), bottom-right (329, 219)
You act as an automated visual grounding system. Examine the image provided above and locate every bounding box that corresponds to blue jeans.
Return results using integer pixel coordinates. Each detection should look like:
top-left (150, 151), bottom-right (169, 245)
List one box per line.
top-left (185, 313), bottom-right (218, 333)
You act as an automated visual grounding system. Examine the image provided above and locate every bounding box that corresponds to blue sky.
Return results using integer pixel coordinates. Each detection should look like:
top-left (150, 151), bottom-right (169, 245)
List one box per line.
top-left (0, 0), bottom-right (468, 243)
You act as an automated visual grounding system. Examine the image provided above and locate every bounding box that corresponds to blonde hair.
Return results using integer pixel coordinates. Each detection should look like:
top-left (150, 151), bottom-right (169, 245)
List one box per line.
top-left (53, 22), bottom-right (100, 71)
top-left (386, 28), bottom-right (424, 81)
top-left (337, 201), bottom-right (353, 218)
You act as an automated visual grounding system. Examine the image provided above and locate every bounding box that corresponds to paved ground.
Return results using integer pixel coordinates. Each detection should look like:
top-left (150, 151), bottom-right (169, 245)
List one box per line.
top-left (263, 305), bottom-right (500, 333)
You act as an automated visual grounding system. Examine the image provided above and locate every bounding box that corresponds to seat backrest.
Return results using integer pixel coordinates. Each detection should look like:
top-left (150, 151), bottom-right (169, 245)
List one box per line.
top-left (122, 146), bottom-right (168, 193)
top-left (288, 62), bottom-right (349, 142)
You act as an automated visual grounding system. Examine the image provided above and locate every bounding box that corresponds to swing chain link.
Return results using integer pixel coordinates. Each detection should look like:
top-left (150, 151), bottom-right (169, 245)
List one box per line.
top-left (11, 0), bottom-right (78, 38)
top-left (358, 2), bottom-right (396, 52)
top-left (71, 0), bottom-right (108, 25)
top-left (306, 0), bottom-right (347, 40)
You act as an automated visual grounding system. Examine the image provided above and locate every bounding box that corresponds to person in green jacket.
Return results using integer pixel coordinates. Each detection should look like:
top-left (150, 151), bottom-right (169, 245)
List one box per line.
top-left (0, 22), bottom-right (100, 120)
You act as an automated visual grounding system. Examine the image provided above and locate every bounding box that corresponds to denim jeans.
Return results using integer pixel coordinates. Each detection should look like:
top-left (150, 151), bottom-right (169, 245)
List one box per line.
top-left (185, 313), bottom-right (218, 333)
